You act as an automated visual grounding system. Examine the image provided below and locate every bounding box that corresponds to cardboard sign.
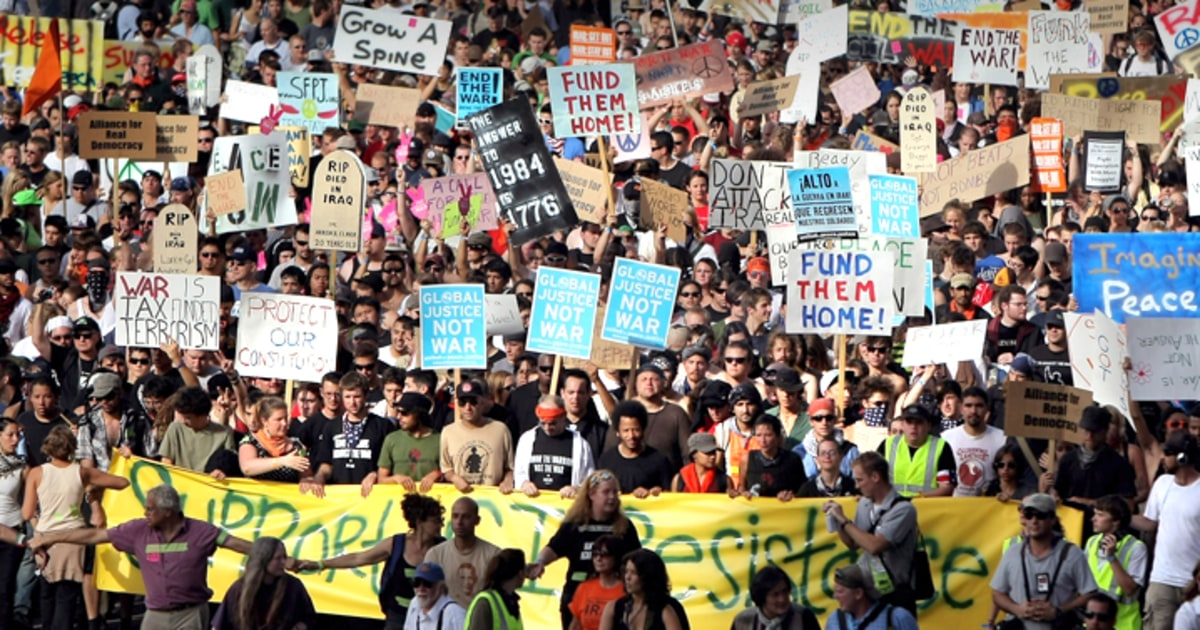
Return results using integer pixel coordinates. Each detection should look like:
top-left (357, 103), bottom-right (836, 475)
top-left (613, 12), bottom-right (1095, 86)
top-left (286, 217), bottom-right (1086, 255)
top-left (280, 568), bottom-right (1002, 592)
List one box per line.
top-left (902, 320), bottom-right (987, 367)
top-left (738, 75), bottom-right (801, 119)
top-left (221, 80), bottom-right (280, 124)
top-left (1126, 317), bottom-right (1200, 400)
top-left (852, 130), bottom-right (899, 154)
top-left (78, 111), bottom-right (157, 160)
top-left (154, 115), bottom-right (199, 163)
top-left (1065, 310), bottom-right (1130, 421)
top-left (785, 249), bottom-right (895, 334)
top-left (1041, 93), bottom-right (1162, 146)
top-left (1156, 0), bottom-right (1200, 60)
top-left (1087, 0), bottom-right (1129, 35)
top-left (283, 127), bottom-right (311, 188)
top-left (940, 12), bottom-right (1030, 70)
top-left (555, 158), bottom-right (612, 225)
top-left (205, 171), bottom-right (247, 216)
top-left (485, 294), bottom-right (524, 337)
top-left (829, 67), bottom-right (880, 117)
top-left (548, 64), bottom-right (639, 137)
top-left (421, 173), bottom-right (499, 237)
top-left (457, 68), bottom-right (503, 121)
top-left (601, 258), bottom-right (680, 349)
top-left (708, 160), bottom-right (790, 231)
top-left (869, 175), bottom-right (920, 239)
top-left (1072, 233), bottom-right (1200, 323)
top-left (467, 99), bottom-right (577, 245)
top-left (779, 0), bottom-right (831, 23)
top-left (153, 204), bottom-right (198, 274)
top-left (801, 236), bottom-right (928, 317)
top-left (789, 167), bottom-right (856, 242)
top-left (1051, 73), bottom-right (1186, 135)
top-left (712, 0), bottom-right (780, 25)
top-left (311, 149), bottom-right (366, 251)
top-left (354, 83), bottom-right (423, 130)
top-left (631, 41), bottom-right (735, 109)
top-left (0, 16), bottom-right (104, 89)
top-left (918, 135), bottom-right (1030, 215)
top-left (333, 7), bottom-right (451, 76)
top-left (235, 294), bottom-right (338, 382)
top-left (563, 306), bottom-right (638, 371)
top-left (1026, 12), bottom-right (1089, 90)
top-left (115, 272), bottom-right (220, 350)
top-left (569, 25), bottom-right (616, 65)
top-left (527, 267), bottom-right (600, 359)
top-left (847, 11), bottom-right (956, 66)
top-left (795, 149), bottom-right (887, 236)
top-left (203, 133), bottom-right (297, 234)
top-left (1030, 117), bottom-right (1067, 193)
top-left (419, 285), bottom-right (487, 370)
top-left (901, 89), bottom-right (937, 173)
top-left (1083, 131), bottom-right (1125, 193)
top-left (1003, 381), bottom-right (1093, 444)
top-left (953, 28), bottom-right (1020, 86)
top-left (277, 72), bottom-right (339, 136)
top-left (640, 178), bottom-right (689, 243)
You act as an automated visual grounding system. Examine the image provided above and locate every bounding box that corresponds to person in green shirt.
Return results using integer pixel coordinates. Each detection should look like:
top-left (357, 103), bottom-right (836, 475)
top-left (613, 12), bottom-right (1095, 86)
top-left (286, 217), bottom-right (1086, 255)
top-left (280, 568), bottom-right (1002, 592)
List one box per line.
top-left (377, 393), bottom-right (441, 492)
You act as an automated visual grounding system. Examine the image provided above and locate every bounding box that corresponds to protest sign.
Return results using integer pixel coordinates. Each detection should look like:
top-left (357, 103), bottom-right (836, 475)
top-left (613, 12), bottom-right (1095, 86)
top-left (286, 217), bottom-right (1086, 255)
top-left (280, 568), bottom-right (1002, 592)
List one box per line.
top-left (152, 205), bottom-right (198, 275)
top-left (940, 12), bottom-right (1029, 70)
top-left (204, 133), bottom-right (297, 234)
top-left (78, 112), bottom-right (157, 160)
top-left (829, 67), bottom-right (880, 117)
top-left (1083, 131), bottom-right (1125, 193)
top-left (467, 100), bottom-right (577, 245)
top-left (900, 89), bottom-right (937, 173)
top-left (602, 258), bottom-right (680, 349)
top-left (283, 127), bottom-right (311, 188)
top-left (952, 28), bottom-right (1020, 86)
top-left (1030, 118), bottom-right (1067, 193)
top-left (852, 130), bottom-right (899, 154)
top-left (640, 178), bottom-right (689, 243)
top-left (548, 64), bottom-right (639, 137)
top-left (1051, 73), bottom-right (1186, 135)
top-left (918, 135), bottom-right (1030, 215)
top-left (764, 201), bottom-right (798, 287)
top-left (186, 56), bottom-right (208, 115)
top-left (1003, 381), bottom-right (1093, 444)
top-left (712, 0), bottom-right (779, 25)
top-left (789, 167), bottom-right (856, 241)
top-left (1063, 310), bottom-right (1130, 420)
top-left (1072, 233), bottom-right (1200, 323)
top-left (204, 171), bottom-right (246, 216)
top-left (563, 306), bottom-right (638, 371)
top-left (1041, 93), bottom-right (1162, 146)
top-left (785, 249), bottom-right (895, 334)
top-left (115, 273), bottom-right (219, 350)
top-left (779, 0), bottom-right (830, 23)
top-left (801, 236), bottom-right (926, 317)
top-left (790, 4), bottom-right (848, 65)
top-left (421, 173), bottom-right (499, 237)
top-left (333, 7), bottom-right (450, 75)
top-left (0, 16), bottom-right (104, 89)
top-left (1156, 0), bottom-right (1200, 59)
top-left (555, 158), bottom-right (611, 225)
top-left (311, 150), bottom-right (366, 251)
top-left (354, 83), bottom-right (423, 130)
top-left (221, 80), bottom-right (280, 124)
top-left (847, 11), bottom-right (956, 67)
top-left (613, 112), bottom-right (653, 164)
top-left (779, 58), bottom-right (820, 125)
top-left (484, 294), bottom-right (524, 337)
top-left (708, 160), bottom-right (791, 231)
top-left (527, 268), bottom-right (600, 359)
top-left (869, 175), bottom-right (919, 238)
top-left (1187, 145), bottom-right (1200, 200)
top-left (1087, 0), bottom-right (1128, 35)
top-left (1126, 317), bottom-right (1200, 400)
top-left (420, 284), bottom-right (487, 369)
top-left (737, 75), bottom-right (801, 119)
top-left (1026, 12), bottom-right (1089, 90)
top-left (235, 294), bottom-right (338, 382)
top-left (192, 45), bottom-right (223, 106)
top-left (569, 25), bottom-right (616, 64)
top-left (910, 0), bottom-right (998, 15)
top-left (457, 68), bottom-right (503, 120)
top-left (276, 72), bottom-right (339, 136)
top-left (631, 42), bottom-right (735, 109)
top-left (795, 149), bottom-right (887, 235)
top-left (154, 115), bottom-right (198, 163)
top-left (902, 320), bottom-right (987, 367)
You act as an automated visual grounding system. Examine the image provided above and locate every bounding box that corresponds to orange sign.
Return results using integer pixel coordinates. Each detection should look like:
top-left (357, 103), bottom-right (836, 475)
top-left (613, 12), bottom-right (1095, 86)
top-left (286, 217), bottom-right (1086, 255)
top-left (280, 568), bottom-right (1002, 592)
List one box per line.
top-left (1030, 117), bottom-right (1066, 193)
top-left (570, 26), bottom-right (616, 65)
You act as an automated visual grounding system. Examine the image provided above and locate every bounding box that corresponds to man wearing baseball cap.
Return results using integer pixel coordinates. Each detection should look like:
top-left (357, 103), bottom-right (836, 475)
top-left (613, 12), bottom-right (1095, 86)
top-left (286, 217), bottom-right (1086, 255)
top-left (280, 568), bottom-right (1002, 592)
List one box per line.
top-left (880, 404), bottom-right (956, 498)
top-left (440, 380), bottom-right (515, 493)
top-left (404, 562), bottom-right (466, 630)
top-left (378, 393), bottom-right (441, 493)
top-left (715, 382), bottom-right (763, 487)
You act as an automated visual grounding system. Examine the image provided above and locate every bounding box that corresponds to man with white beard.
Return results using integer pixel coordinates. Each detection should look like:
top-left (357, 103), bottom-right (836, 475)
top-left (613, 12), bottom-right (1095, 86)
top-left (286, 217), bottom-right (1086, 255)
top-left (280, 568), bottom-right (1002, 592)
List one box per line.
top-left (403, 562), bottom-right (466, 630)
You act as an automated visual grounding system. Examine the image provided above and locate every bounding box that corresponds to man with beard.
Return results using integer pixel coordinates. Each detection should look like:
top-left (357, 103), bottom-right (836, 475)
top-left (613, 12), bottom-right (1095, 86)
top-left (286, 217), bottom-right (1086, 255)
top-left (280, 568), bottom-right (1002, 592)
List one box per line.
top-left (402, 563), bottom-right (466, 629)
top-left (378, 393), bottom-right (441, 492)
top-left (715, 382), bottom-right (762, 488)
top-left (514, 396), bottom-right (595, 498)
top-left (941, 388), bottom-right (1006, 497)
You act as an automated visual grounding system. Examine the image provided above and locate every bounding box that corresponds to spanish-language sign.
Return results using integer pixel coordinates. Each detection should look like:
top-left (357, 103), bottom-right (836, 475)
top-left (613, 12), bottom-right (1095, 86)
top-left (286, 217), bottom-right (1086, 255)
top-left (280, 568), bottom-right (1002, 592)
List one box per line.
top-left (420, 284), bottom-right (486, 370)
top-left (1003, 381), bottom-right (1093, 444)
top-left (795, 149), bottom-right (887, 235)
top-left (1041, 93), bottom-right (1162, 146)
top-left (737, 75), bottom-right (801, 119)
top-left (639, 178), bottom-right (688, 243)
top-left (0, 16), bottom-right (104, 89)
top-left (847, 11), bottom-right (956, 66)
top-left (311, 149), bottom-right (366, 251)
top-left (1126, 317), bottom-right (1200, 400)
top-left (205, 171), bottom-right (247, 216)
top-left (1065, 310), bottom-right (1130, 420)
top-left (115, 272), bottom-right (220, 351)
top-left (548, 63), bottom-right (639, 137)
top-left (421, 173), bottom-right (499, 236)
top-left (354, 83), bottom-right (423, 129)
top-left (789, 167), bottom-right (856, 241)
top-left (236, 294), bottom-right (338, 382)
top-left (1026, 12), bottom-right (1090, 90)
top-left (1156, 0), bottom-right (1200, 60)
top-left (902, 320), bottom-right (987, 367)
top-left (801, 236), bottom-right (927, 318)
top-left (1083, 131), bottom-right (1125, 193)
top-left (527, 267), bottom-right (600, 359)
top-left (221, 80), bottom-right (280, 124)
top-left (631, 41), bottom-right (735, 109)
top-left (283, 127), bottom-right (311, 188)
top-left (952, 28), bottom-right (1020, 86)
top-left (569, 25), bottom-right (617, 65)
top-left (918, 135), bottom-right (1031, 215)
top-left (333, 7), bottom-right (451, 76)
top-left (277, 72), bottom-right (339, 136)
top-left (1087, 0), bottom-right (1129, 35)
top-left (900, 89), bottom-right (936, 173)
top-left (78, 112), bottom-right (157, 160)
top-left (828, 67), bottom-right (880, 118)
top-left (602, 258), bottom-right (680, 349)
top-left (1072, 233), bottom-right (1200, 323)
top-left (1030, 117), bottom-right (1067, 193)
top-left (457, 68), bottom-right (503, 120)
top-left (785, 249), bottom-right (895, 334)
top-left (869, 175), bottom-right (919, 238)
top-left (708, 159), bottom-right (789, 231)
top-left (153, 205), bottom-right (198, 274)
top-left (467, 99), bottom-right (577, 245)
top-left (555, 158), bottom-right (611, 225)
top-left (563, 306), bottom-right (638, 371)
top-left (155, 115), bottom-right (199, 163)
top-left (204, 133), bottom-right (297, 234)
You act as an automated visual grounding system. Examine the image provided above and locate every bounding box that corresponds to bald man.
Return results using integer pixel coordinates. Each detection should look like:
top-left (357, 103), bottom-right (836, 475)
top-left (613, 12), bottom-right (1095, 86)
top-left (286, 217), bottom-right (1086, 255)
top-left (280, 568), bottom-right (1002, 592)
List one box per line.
top-left (423, 497), bottom-right (501, 608)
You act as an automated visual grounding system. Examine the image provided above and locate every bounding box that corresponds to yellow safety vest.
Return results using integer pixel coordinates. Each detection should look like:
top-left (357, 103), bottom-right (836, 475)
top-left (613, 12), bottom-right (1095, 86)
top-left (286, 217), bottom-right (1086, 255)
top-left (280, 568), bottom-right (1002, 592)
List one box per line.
top-left (1002, 534), bottom-right (1023, 557)
top-left (1086, 533), bottom-right (1143, 630)
top-left (465, 589), bottom-right (523, 630)
top-left (884, 435), bottom-right (947, 497)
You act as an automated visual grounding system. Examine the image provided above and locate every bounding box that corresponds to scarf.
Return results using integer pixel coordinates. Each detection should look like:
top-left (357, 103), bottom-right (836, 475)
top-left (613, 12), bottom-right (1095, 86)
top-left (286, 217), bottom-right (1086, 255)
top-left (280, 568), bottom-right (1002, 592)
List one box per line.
top-left (254, 429), bottom-right (291, 458)
top-left (1078, 443), bottom-right (1100, 469)
top-left (814, 474), bottom-right (842, 497)
top-left (343, 416), bottom-right (365, 449)
top-left (755, 609), bottom-right (785, 630)
top-left (0, 451), bottom-right (25, 476)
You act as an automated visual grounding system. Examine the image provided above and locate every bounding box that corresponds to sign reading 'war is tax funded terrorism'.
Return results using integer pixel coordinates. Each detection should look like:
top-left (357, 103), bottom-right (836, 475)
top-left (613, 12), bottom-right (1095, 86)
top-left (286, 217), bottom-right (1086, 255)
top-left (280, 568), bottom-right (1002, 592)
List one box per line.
top-left (115, 273), bottom-right (220, 351)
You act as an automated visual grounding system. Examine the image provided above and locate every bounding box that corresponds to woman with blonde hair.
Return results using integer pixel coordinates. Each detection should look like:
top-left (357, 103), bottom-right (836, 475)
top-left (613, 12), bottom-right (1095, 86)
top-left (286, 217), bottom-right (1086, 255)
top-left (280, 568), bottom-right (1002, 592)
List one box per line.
top-left (212, 537), bottom-right (316, 630)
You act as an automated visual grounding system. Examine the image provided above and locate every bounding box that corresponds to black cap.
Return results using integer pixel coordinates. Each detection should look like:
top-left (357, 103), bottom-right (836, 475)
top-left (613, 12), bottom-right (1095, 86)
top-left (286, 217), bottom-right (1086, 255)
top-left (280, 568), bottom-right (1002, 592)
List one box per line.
top-left (74, 316), bottom-right (100, 332)
top-left (396, 392), bottom-right (432, 415)
top-left (72, 170), bottom-right (94, 187)
top-left (899, 404), bottom-right (934, 424)
top-left (1080, 406), bottom-right (1113, 433)
top-left (772, 366), bottom-right (804, 393)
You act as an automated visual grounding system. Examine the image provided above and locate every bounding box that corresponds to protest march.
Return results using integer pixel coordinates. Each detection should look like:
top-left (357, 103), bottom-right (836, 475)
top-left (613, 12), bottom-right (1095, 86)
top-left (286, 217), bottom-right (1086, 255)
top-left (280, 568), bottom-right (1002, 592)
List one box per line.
top-left (3, 1), bottom-right (1200, 630)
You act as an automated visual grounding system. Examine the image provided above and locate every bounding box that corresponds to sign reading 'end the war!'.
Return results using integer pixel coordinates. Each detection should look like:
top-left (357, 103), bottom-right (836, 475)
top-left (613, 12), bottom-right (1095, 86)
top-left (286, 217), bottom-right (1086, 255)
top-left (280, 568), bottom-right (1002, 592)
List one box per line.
top-left (548, 64), bottom-right (639, 138)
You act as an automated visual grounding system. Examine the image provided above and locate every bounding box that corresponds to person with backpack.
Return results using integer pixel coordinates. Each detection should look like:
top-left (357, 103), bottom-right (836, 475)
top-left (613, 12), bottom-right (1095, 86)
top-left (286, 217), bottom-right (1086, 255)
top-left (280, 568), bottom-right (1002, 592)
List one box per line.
top-left (1118, 30), bottom-right (1172, 77)
top-left (825, 565), bottom-right (919, 630)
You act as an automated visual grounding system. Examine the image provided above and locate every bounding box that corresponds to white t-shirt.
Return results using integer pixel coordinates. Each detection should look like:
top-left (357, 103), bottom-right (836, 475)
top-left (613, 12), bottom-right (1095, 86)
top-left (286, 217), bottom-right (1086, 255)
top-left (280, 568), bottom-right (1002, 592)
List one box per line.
top-left (1144, 473), bottom-right (1200, 587)
top-left (1175, 598), bottom-right (1200, 630)
top-left (941, 424), bottom-right (1007, 497)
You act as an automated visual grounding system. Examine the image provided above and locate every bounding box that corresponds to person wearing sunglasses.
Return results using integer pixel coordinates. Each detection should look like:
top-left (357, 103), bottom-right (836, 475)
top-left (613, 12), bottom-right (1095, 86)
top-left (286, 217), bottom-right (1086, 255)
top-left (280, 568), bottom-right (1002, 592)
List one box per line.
top-left (796, 397), bottom-right (860, 479)
top-left (858, 336), bottom-right (907, 397)
top-left (439, 380), bottom-right (514, 494)
top-left (399, 562), bottom-right (465, 629)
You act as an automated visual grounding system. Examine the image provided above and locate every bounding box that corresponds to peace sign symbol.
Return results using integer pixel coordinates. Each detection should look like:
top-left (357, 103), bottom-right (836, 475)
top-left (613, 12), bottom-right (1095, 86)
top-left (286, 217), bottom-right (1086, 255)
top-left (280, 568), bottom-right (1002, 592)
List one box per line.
top-left (615, 133), bottom-right (640, 152)
top-left (694, 55), bottom-right (723, 78)
top-left (1175, 28), bottom-right (1200, 53)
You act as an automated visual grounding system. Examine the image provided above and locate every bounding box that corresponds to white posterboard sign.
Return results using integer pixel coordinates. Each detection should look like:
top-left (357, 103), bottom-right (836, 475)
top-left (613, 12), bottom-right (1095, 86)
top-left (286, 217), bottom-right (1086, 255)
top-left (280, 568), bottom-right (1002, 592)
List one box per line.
top-left (902, 319), bottom-right (988, 367)
top-left (115, 273), bottom-right (220, 351)
top-left (235, 293), bottom-right (339, 383)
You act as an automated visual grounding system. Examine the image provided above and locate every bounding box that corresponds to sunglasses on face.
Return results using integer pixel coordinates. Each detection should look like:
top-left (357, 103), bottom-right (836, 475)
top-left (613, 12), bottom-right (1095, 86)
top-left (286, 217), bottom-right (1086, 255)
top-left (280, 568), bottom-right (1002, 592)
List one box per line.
top-left (294, 240), bottom-right (308, 247)
top-left (866, 346), bottom-right (889, 354)
top-left (810, 415), bottom-right (836, 423)
top-left (724, 356), bottom-right (747, 364)
top-left (1020, 508), bottom-right (1052, 520)
top-left (994, 461), bottom-right (1017, 470)
top-left (544, 255), bottom-right (567, 264)
top-left (679, 291), bottom-right (700, 298)
top-left (128, 357), bottom-right (150, 365)
top-left (457, 397), bottom-right (479, 406)
top-left (1081, 611), bottom-right (1115, 622)
top-left (74, 331), bottom-right (95, 339)
top-left (354, 363), bottom-right (376, 371)
top-left (413, 579), bottom-right (433, 588)
top-left (200, 251), bottom-right (221, 258)
top-left (538, 365), bottom-right (553, 373)
top-left (37, 258), bottom-right (57, 265)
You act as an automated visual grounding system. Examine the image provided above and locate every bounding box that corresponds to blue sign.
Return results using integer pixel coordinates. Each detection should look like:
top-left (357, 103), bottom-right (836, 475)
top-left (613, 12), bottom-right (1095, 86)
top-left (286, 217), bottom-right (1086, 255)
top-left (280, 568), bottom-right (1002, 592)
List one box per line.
top-left (601, 258), bottom-right (680, 349)
top-left (527, 267), bottom-right (600, 359)
top-left (457, 68), bottom-right (503, 120)
top-left (1073, 233), bottom-right (1200, 324)
top-left (869, 174), bottom-right (919, 238)
top-left (420, 284), bottom-right (487, 369)
top-left (788, 167), bottom-right (857, 242)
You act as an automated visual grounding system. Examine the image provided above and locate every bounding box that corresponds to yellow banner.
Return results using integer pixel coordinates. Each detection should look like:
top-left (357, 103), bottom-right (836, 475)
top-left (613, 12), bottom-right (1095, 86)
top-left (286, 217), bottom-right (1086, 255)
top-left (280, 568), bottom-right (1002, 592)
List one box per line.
top-left (101, 39), bottom-right (180, 88)
top-left (0, 16), bottom-right (105, 89)
top-left (97, 457), bottom-right (1082, 627)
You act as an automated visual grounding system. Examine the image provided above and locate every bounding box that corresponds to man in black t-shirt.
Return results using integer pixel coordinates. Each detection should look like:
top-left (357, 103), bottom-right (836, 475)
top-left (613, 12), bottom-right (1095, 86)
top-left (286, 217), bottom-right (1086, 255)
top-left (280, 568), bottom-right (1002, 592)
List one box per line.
top-left (1028, 309), bottom-right (1072, 386)
top-left (513, 396), bottom-right (595, 498)
top-left (597, 400), bottom-right (673, 497)
top-left (306, 372), bottom-right (394, 497)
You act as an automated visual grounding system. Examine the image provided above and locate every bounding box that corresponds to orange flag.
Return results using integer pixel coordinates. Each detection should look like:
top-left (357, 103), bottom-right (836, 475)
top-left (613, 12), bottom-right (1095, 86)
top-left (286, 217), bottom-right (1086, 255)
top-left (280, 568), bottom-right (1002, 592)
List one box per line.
top-left (22, 20), bottom-right (63, 117)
